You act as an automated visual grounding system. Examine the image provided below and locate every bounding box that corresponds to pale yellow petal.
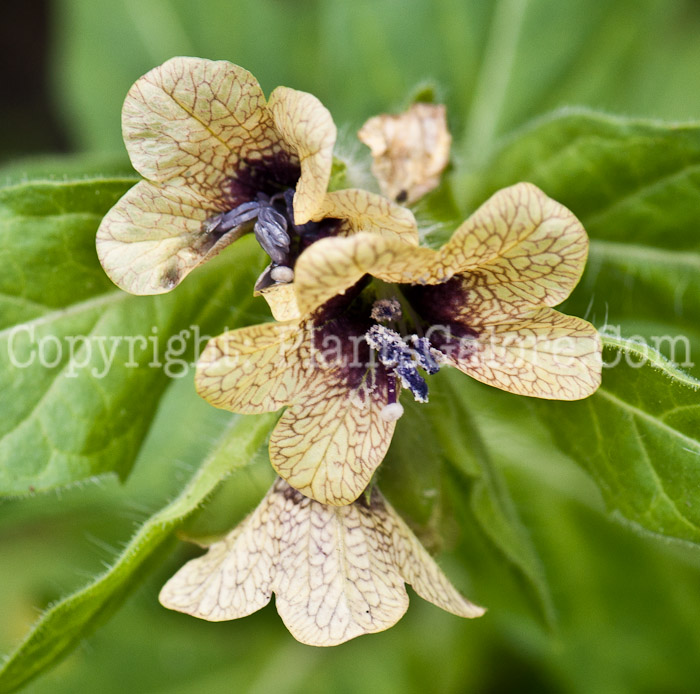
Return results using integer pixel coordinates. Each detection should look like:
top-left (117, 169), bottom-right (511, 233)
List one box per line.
top-left (294, 232), bottom-right (436, 315)
top-left (270, 368), bottom-right (395, 506)
top-left (258, 282), bottom-right (301, 321)
top-left (160, 479), bottom-right (484, 645)
top-left (122, 57), bottom-right (292, 201)
top-left (311, 189), bottom-right (419, 243)
top-left (96, 180), bottom-right (241, 294)
top-left (273, 483), bottom-right (409, 646)
top-left (158, 499), bottom-right (278, 621)
top-left (358, 102), bottom-right (451, 204)
top-left (198, 303), bottom-right (396, 505)
top-left (445, 306), bottom-right (602, 400)
top-left (436, 183), bottom-right (588, 305)
top-left (195, 320), bottom-right (309, 413)
top-left (267, 86), bottom-right (336, 224)
top-left (382, 495), bottom-right (485, 618)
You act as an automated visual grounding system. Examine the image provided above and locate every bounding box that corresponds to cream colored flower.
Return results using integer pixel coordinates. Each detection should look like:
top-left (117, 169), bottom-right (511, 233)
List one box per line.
top-left (196, 183), bottom-right (601, 505)
top-left (96, 57), bottom-right (417, 319)
top-left (358, 102), bottom-right (452, 204)
top-left (159, 478), bottom-right (484, 647)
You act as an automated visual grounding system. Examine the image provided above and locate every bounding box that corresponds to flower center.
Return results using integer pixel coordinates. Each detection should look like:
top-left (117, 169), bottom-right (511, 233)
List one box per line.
top-left (206, 189), bottom-right (323, 283)
top-left (364, 296), bottom-right (444, 418)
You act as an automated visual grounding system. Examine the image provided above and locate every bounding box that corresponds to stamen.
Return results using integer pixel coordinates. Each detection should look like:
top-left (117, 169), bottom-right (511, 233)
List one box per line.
top-left (395, 360), bottom-right (429, 403)
top-left (366, 325), bottom-right (404, 367)
top-left (387, 374), bottom-right (398, 404)
top-left (409, 335), bottom-right (442, 375)
top-left (365, 325), bottom-right (436, 404)
top-left (205, 200), bottom-right (260, 234)
top-left (283, 188), bottom-right (296, 219)
top-left (380, 371), bottom-right (403, 421)
top-left (282, 187), bottom-right (319, 237)
top-left (254, 206), bottom-right (290, 265)
top-left (371, 298), bottom-right (403, 323)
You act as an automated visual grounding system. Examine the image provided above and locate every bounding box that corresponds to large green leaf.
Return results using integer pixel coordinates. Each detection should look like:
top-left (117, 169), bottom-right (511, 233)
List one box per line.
top-left (461, 0), bottom-right (700, 152)
top-left (530, 338), bottom-right (700, 545)
top-left (0, 412), bottom-right (276, 694)
top-left (0, 176), bottom-right (267, 495)
top-left (463, 109), bottom-right (700, 244)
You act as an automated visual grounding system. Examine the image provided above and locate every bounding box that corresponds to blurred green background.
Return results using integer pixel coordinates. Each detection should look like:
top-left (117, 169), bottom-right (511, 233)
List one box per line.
top-left (4, 0), bottom-right (700, 692)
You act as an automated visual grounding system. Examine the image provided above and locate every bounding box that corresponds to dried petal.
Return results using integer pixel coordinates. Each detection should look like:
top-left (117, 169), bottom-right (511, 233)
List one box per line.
top-left (358, 102), bottom-right (451, 204)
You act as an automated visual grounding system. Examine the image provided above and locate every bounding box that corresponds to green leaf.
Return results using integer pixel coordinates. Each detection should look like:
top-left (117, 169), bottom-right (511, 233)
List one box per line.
top-left (0, 153), bottom-right (133, 186)
top-left (468, 1), bottom-right (700, 139)
top-left (0, 176), bottom-right (267, 495)
top-left (0, 412), bottom-right (276, 694)
top-left (531, 337), bottom-right (700, 545)
top-left (463, 110), bottom-right (700, 243)
top-left (432, 370), bottom-right (556, 626)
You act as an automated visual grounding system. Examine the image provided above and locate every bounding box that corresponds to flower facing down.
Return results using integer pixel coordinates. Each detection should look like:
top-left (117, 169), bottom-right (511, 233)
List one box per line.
top-left (96, 57), bottom-right (417, 319)
top-left (159, 478), bottom-right (484, 647)
top-left (196, 183), bottom-right (602, 505)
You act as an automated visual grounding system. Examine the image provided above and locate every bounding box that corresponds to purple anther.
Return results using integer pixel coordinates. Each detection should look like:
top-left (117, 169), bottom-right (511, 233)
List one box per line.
top-left (409, 335), bottom-right (441, 375)
top-left (395, 359), bottom-right (429, 403)
top-left (370, 298), bottom-right (403, 323)
top-left (217, 201), bottom-right (261, 231)
top-left (365, 325), bottom-right (439, 403)
top-left (254, 206), bottom-right (290, 265)
top-left (365, 325), bottom-right (403, 368)
top-left (206, 200), bottom-right (261, 236)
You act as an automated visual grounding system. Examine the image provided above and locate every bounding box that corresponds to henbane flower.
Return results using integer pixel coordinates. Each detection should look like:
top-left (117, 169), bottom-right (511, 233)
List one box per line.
top-left (96, 57), bottom-right (416, 319)
top-left (159, 477), bottom-right (484, 647)
top-left (196, 183), bottom-right (602, 506)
